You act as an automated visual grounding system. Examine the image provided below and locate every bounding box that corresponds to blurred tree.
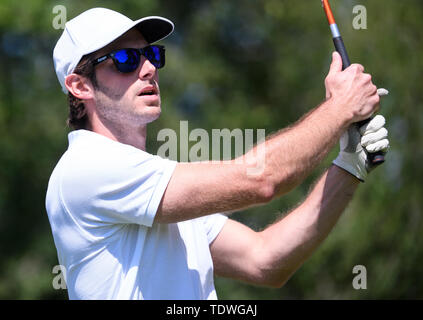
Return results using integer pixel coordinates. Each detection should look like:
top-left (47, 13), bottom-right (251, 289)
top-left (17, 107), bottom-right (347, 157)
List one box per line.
top-left (0, 0), bottom-right (421, 299)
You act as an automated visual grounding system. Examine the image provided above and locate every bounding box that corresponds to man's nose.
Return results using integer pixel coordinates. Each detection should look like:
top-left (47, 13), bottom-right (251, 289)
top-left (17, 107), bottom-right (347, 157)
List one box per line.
top-left (138, 57), bottom-right (157, 80)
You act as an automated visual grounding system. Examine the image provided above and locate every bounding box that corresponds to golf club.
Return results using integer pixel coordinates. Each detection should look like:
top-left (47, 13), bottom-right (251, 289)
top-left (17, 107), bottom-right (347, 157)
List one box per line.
top-left (322, 0), bottom-right (385, 165)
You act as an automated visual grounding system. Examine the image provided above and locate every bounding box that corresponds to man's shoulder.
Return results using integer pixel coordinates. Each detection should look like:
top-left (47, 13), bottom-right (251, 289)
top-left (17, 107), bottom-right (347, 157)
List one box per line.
top-left (62, 130), bottom-right (154, 171)
top-left (50, 130), bottom-right (176, 197)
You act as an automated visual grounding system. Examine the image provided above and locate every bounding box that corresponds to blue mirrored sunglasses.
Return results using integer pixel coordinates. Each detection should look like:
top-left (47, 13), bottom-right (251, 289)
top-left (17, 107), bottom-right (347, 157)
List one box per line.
top-left (92, 45), bottom-right (165, 73)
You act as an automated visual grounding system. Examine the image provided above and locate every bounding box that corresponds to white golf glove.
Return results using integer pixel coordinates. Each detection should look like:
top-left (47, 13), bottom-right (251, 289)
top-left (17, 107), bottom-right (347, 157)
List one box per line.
top-left (333, 88), bottom-right (390, 182)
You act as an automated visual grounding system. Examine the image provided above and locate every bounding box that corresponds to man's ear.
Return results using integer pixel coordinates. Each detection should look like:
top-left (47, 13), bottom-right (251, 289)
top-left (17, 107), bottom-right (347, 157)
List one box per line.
top-left (65, 74), bottom-right (94, 100)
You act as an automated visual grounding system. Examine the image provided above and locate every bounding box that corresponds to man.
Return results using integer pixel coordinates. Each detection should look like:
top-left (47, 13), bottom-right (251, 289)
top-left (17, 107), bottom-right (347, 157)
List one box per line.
top-left (46, 8), bottom-right (389, 299)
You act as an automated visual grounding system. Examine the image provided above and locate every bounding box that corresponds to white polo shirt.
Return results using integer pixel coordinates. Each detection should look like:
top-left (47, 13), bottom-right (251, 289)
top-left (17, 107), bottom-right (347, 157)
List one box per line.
top-left (45, 130), bottom-right (227, 300)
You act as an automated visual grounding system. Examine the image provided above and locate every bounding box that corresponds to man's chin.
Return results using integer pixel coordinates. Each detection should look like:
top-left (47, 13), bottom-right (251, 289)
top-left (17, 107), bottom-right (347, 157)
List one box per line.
top-left (141, 106), bottom-right (161, 124)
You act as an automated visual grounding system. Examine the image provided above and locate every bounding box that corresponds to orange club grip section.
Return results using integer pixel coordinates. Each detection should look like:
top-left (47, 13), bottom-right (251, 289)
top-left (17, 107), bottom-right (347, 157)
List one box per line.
top-left (322, 0), bottom-right (336, 25)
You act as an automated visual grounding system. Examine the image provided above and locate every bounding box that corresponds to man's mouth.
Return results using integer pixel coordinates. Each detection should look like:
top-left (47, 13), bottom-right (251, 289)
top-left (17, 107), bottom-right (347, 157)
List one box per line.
top-left (138, 86), bottom-right (158, 96)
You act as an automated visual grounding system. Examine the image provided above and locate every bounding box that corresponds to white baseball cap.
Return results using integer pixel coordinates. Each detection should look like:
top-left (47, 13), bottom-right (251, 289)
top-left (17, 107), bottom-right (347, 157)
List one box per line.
top-left (53, 7), bottom-right (174, 94)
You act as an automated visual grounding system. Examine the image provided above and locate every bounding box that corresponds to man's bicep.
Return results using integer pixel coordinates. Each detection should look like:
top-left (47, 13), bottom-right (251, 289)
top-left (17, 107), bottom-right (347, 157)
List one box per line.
top-left (210, 218), bottom-right (264, 283)
top-left (155, 162), bottom-right (266, 224)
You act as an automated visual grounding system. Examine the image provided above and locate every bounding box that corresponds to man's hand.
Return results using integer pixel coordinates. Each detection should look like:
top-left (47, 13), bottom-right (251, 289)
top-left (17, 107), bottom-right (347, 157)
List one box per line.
top-left (333, 90), bottom-right (390, 182)
top-left (325, 52), bottom-right (381, 124)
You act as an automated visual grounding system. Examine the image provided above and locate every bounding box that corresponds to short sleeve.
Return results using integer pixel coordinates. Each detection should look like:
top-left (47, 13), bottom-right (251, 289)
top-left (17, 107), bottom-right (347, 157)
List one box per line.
top-left (201, 213), bottom-right (228, 245)
top-left (60, 136), bottom-right (177, 228)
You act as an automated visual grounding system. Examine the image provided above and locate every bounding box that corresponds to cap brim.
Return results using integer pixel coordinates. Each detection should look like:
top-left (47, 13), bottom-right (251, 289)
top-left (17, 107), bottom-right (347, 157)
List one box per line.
top-left (80, 16), bottom-right (174, 60)
top-left (133, 16), bottom-right (174, 44)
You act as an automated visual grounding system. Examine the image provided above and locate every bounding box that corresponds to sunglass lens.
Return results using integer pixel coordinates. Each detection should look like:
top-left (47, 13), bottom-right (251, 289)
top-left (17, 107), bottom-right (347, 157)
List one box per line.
top-left (113, 49), bottom-right (139, 73)
top-left (144, 46), bottom-right (165, 69)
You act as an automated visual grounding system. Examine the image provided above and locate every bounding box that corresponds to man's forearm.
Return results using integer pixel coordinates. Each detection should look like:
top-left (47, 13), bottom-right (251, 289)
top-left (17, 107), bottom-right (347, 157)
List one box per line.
top-left (256, 165), bottom-right (359, 287)
top-left (244, 98), bottom-right (349, 196)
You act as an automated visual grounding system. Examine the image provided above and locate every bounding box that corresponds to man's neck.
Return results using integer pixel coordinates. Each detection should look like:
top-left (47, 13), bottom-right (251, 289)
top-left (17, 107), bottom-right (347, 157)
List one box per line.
top-left (89, 118), bottom-right (147, 151)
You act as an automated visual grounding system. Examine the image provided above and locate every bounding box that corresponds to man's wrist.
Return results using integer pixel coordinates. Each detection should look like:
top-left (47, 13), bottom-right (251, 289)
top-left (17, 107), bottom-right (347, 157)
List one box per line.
top-left (322, 97), bottom-right (353, 131)
top-left (332, 155), bottom-right (366, 183)
top-left (332, 160), bottom-right (365, 183)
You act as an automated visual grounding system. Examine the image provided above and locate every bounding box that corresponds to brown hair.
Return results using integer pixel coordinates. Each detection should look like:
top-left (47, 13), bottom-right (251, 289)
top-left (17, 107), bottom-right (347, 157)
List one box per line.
top-left (67, 53), bottom-right (99, 130)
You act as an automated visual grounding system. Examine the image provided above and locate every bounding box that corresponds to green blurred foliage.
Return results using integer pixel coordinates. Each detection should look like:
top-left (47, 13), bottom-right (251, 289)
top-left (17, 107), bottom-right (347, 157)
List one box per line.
top-left (0, 0), bottom-right (421, 299)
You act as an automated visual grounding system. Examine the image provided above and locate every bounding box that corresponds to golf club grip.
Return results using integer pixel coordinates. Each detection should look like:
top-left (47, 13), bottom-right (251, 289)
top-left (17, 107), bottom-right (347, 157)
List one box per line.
top-left (333, 37), bottom-right (351, 70)
top-left (332, 37), bottom-right (385, 165)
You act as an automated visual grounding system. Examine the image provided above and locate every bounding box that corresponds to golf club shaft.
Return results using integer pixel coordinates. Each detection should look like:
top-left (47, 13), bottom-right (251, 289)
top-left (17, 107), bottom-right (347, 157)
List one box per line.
top-left (322, 0), bottom-right (385, 165)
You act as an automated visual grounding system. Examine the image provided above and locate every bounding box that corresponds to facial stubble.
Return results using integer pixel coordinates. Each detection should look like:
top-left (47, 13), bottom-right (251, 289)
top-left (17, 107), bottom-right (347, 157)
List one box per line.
top-left (94, 83), bottom-right (161, 131)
